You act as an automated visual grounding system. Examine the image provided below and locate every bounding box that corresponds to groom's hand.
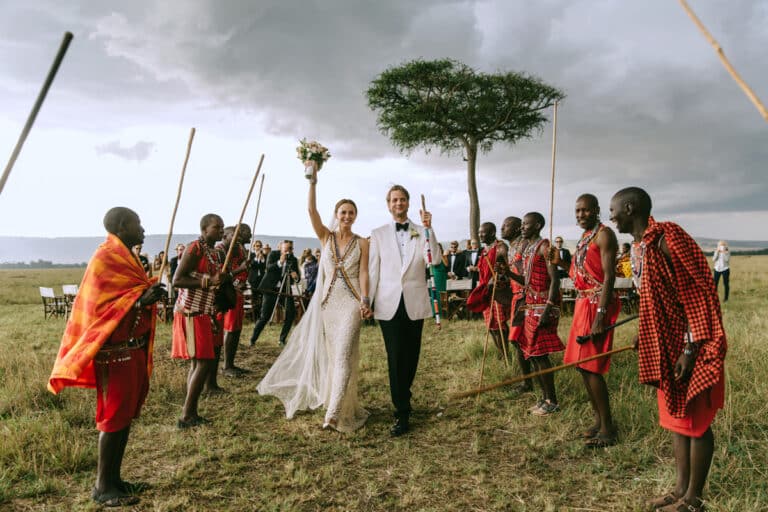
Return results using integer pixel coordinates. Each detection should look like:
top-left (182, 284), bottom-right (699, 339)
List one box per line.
top-left (420, 209), bottom-right (432, 229)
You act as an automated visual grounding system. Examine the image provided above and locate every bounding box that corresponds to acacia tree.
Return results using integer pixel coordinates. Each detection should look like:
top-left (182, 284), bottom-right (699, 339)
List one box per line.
top-left (366, 58), bottom-right (565, 239)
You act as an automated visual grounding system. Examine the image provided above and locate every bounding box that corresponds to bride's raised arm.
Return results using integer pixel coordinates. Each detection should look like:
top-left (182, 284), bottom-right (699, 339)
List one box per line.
top-left (308, 165), bottom-right (331, 245)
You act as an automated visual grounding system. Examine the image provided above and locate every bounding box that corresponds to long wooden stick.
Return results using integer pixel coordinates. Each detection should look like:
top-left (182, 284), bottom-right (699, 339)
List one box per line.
top-left (477, 261), bottom-right (500, 388)
top-left (222, 154), bottom-right (265, 272)
top-left (421, 194), bottom-right (441, 330)
top-left (454, 344), bottom-right (634, 400)
top-left (678, 0), bottom-right (768, 122)
top-left (1, 32), bottom-right (73, 196)
top-left (246, 173), bottom-right (266, 262)
top-left (548, 100), bottom-right (559, 243)
top-left (157, 128), bottom-right (196, 281)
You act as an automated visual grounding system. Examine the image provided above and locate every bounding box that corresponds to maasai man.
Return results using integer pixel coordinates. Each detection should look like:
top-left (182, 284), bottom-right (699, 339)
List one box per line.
top-left (474, 222), bottom-right (510, 359)
top-left (500, 215), bottom-right (533, 391)
top-left (610, 187), bottom-right (726, 512)
top-left (220, 224), bottom-right (252, 377)
top-left (508, 212), bottom-right (564, 416)
top-left (562, 194), bottom-right (620, 447)
top-left (48, 207), bottom-right (166, 507)
top-left (172, 213), bottom-right (226, 428)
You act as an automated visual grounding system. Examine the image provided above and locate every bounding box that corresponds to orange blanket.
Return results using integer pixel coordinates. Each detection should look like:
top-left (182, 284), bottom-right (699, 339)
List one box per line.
top-left (48, 234), bottom-right (156, 394)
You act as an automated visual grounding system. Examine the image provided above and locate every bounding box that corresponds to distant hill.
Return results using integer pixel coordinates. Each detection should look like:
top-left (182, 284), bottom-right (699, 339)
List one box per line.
top-left (0, 234), bottom-right (765, 266)
top-left (0, 234), bottom-right (320, 265)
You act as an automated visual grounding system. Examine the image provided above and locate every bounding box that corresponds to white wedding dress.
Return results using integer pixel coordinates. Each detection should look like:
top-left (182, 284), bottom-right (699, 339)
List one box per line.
top-left (257, 234), bottom-right (369, 432)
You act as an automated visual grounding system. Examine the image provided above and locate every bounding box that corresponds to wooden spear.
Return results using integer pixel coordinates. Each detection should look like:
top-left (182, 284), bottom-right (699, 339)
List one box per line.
top-left (421, 194), bottom-right (441, 330)
top-left (246, 173), bottom-right (266, 262)
top-left (453, 344), bottom-right (635, 400)
top-left (157, 128), bottom-right (196, 282)
top-left (1, 32), bottom-right (74, 196)
top-left (548, 100), bottom-right (559, 243)
top-left (678, 0), bottom-right (768, 122)
top-left (222, 154), bottom-right (265, 272)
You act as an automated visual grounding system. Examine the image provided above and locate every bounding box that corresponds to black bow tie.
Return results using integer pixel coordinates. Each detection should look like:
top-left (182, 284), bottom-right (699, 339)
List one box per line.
top-left (396, 222), bottom-right (409, 232)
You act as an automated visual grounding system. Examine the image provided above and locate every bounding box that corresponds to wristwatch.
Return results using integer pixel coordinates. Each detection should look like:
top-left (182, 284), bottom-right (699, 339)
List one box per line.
top-left (596, 307), bottom-right (607, 314)
top-left (683, 341), bottom-right (699, 356)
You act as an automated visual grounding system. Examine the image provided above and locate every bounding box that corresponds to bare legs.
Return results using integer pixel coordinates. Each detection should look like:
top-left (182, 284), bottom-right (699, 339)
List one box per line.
top-left (181, 359), bottom-right (216, 424)
top-left (579, 369), bottom-right (615, 435)
top-left (93, 427), bottom-right (139, 505)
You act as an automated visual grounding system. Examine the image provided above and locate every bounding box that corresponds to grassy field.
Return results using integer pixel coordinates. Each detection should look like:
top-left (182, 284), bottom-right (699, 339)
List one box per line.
top-left (0, 258), bottom-right (766, 511)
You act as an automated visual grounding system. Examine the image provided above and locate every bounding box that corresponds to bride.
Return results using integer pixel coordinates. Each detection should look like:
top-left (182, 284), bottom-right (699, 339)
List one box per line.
top-left (257, 163), bottom-right (371, 432)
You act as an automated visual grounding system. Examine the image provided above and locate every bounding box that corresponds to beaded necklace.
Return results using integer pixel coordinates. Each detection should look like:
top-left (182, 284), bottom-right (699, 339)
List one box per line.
top-left (630, 240), bottom-right (646, 290)
top-left (574, 224), bottom-right (601, 271)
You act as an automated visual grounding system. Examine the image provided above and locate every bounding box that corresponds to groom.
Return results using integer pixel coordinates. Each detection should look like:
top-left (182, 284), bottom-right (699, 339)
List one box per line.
top-left (369, 185), bottom-right (439, 436)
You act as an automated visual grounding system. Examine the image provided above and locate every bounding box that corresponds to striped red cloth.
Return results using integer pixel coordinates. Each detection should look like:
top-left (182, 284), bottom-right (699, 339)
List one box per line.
top-left (48, 234), bottom-right (157, 394)
top-left (175, 239), bottom-right (220, 316)
top-left (635, 217), bottom-right (727, 418)
top-left (519, 239), bottom-right (564, 358)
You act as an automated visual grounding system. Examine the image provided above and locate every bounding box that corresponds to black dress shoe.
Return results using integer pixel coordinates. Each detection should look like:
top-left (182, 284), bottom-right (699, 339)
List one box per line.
top-left (390, 418), bottom-right (410, 437)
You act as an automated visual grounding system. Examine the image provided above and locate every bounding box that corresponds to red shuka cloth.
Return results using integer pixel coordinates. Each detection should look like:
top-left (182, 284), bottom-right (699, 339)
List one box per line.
top-left (48, 234), bottom-right (156, 394)
top-left (637, 218), bottom-right (727, 419)
top-left (477, 244), bottom-right (509, 330)
top-left (563, 225), bottom-right (621, 374)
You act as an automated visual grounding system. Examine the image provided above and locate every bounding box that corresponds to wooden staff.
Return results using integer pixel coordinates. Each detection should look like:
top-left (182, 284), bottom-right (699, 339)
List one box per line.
top-left (454, 344), bottom-right (634, 400)
top-left (576, 314), bottom-right (638, 344)
top-left (222, 154), bottom-right (265, 272)
top-left (1, 32), bottom-right (74, 196)
top-left (157, 128), bottom-right (196, 281)
top-left (477, 263), bottom-right (500, 388)
top-left (421, 194), bottom-right (441, 330)
top-left (548, 100), bottom-right (559, 243)
top-left (245, 173), bottom-right (266, 262)
top-left (679, 0), bottom-right (768, 122)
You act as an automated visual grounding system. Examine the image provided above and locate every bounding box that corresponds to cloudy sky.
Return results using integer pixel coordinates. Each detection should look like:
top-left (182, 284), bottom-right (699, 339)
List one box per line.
top-left (1, 0), bottom-right (766, 243)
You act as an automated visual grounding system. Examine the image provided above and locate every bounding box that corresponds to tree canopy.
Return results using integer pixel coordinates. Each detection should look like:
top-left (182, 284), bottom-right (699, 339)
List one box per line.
top-left (366, 58), bottom-right (565, 238)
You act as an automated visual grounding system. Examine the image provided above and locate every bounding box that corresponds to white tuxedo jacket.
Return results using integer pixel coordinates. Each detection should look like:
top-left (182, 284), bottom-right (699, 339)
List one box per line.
top-left (368, 219), bottom-right (440, 321)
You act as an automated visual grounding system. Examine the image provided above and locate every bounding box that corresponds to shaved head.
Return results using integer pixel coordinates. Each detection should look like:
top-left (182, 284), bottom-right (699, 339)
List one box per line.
top-left (103, 207), bottom-right (137, 235)
top-left (612, 187), bottom-right (652, 217)
top-left (523, 212), bottom-right (546, 229)
top-left (576, 193), bottom-right (599, 209)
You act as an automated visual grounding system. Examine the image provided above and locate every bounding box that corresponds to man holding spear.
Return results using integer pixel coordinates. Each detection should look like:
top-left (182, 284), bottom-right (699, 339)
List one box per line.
top-left (610, 187), bottom-right (726, 512)
top-left (508, 212), bottom-right (564, 416)
top-left (561, 194), bottom-right (620, 448)
top-left (220, 224), bottom-right (252, 377)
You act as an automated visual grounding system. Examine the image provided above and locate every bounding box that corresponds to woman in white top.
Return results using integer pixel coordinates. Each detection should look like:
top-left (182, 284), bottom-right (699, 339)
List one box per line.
top-left (712, 240), bottom-right (730, 302)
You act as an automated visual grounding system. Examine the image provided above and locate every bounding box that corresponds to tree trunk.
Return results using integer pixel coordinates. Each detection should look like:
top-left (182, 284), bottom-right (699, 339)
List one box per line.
top-left (465, 142), bottom-right (480, 241)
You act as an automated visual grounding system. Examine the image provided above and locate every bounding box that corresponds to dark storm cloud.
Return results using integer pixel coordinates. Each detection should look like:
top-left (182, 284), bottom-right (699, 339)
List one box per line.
top-left (2, 0), bottom-right (766, 229)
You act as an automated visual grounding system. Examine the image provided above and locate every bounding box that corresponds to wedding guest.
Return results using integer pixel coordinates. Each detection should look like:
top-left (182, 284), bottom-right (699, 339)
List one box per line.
top-left (445, 240), bottom-right (467, 279)
top-left (428, 243), bottom-right (448, 316)
top-left (304, 253), bottom-right (319, 296)
top-left (553, 236), bottom-right (572, 279)
top-left (248, 240), bottom-right (267, 321)
top-left (464, 239), bottom-right (481, 289)
top-left (712, 240), bottom-right (730, 302)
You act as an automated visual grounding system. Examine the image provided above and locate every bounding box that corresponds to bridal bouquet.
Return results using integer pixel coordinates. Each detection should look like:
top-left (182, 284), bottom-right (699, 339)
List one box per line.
top-left (296, 139), bottom-right (331, 179)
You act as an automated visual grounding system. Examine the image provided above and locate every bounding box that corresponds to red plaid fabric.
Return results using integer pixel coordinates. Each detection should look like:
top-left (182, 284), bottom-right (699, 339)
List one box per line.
top-left (520, 239), bottom-right (564, 358)
top-left (175, 239), bottom-right (221, 316)
top-left (478, 244), bottom-right (509, 329)
top-left (636, 218), bottom-right (727, 418)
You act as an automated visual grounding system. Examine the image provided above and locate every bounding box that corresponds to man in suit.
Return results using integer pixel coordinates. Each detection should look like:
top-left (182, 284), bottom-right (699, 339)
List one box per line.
top-left (554, 236), bottom-right (572, 279)
top-left (248, 240), bottom-right (267, 321)
top-left (369, 184), bottom-right (440, 437)
top-left (464, 239), bottom-right (481, 288)
top-left (249, 240), bottom-right (300, 347)
top-left (445, 240), bottom-right (467, 279)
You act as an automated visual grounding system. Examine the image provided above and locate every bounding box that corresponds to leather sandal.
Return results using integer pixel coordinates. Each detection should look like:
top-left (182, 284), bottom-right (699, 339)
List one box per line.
top-left (644, 492), bottom-right (680, 510)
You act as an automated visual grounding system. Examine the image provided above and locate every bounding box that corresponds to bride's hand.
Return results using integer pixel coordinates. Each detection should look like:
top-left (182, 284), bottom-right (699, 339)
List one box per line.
top-left (306, 160), bottom-right (318, 184)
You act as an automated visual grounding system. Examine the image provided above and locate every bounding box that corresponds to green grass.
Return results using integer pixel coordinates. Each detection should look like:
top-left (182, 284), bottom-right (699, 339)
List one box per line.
top-left (0, 258), bottom-right (766, 511)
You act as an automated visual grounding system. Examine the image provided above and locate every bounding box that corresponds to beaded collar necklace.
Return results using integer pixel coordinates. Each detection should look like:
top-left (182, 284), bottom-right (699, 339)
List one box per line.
top-left (630, 240), bottom-right (646, 289)
top-left (574, 224), bottom-right (601, 271)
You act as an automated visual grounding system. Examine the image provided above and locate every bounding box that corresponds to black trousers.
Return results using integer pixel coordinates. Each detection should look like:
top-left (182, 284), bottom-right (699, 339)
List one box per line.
top-left (714, 269), bottom-right (730, 302)
top-left (250, 290), bottom-right (296, 343)
top-left (378, 296), bottom-right (424, 418)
